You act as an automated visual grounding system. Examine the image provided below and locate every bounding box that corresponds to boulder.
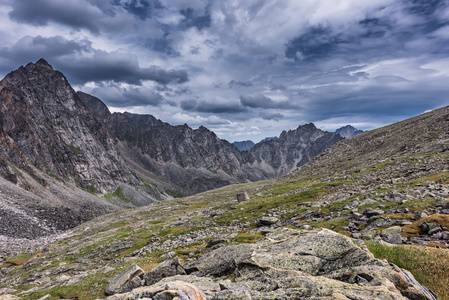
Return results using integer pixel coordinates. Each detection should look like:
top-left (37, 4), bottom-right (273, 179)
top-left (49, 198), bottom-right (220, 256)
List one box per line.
top-left (257, 216), bottom-right (279, 226)
top-left (236, 192), bottom-right (250, 202)
top-left (105, 280), bottom-right (206, 300)
top-left (206, 236), bottom-right (229, 248)
top-left (144, 257), bottom-right (186, 286)
top-left (105, 264), bottom-right (144, 295)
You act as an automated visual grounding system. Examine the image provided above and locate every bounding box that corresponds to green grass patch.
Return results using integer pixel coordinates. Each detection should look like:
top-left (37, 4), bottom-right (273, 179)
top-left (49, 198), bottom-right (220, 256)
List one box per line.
top-left (366, 241), bottom-right (449, 299)
top-left (27, 272), bottom-right (110, 300)
top-left (405, 172), bottom-right (449, 187)
top-left (104, 187), bottom-right (130, 203)
top-left (4, 253), bottom-right (35, 266)
top-left (231, 232), bottom-right (264, 244)
top-left (159, 226), bottom-right (190, 237)
top-left (84, 185), bottom-right (98, 195)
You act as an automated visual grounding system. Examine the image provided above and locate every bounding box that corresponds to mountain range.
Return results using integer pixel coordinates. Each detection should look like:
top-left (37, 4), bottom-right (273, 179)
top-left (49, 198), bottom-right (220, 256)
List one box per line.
top-left (0, 59), bottom-right (345, 238)
top-left (232, 126), bottom-right (362, 152)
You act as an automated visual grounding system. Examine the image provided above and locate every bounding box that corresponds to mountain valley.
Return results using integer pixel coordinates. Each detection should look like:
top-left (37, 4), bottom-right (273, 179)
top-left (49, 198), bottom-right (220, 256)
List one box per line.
top-left (0, 60), bottom-right (347, 239)
top-left (0, 60), bottom-right (448, 299)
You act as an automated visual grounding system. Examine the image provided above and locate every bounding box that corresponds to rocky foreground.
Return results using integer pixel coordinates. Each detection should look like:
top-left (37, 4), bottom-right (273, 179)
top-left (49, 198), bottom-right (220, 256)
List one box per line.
top-left (105, 228), bottom-right (436, 300)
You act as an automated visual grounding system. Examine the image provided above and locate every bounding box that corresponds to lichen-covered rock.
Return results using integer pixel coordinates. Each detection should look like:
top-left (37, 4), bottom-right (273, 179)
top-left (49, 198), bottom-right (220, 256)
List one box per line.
top-left (183, 228), bottom-right (437, 300)
top-left (105, 280), bottom-right (206, 300)
top-left (105, 264), bottom-right (144, 295)
top-left (144, 257), bottom-right (186, 286)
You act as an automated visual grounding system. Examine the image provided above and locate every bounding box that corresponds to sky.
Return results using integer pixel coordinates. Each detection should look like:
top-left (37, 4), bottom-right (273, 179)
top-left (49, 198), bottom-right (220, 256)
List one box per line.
top-left (0, 0), bottom-right (448, 142)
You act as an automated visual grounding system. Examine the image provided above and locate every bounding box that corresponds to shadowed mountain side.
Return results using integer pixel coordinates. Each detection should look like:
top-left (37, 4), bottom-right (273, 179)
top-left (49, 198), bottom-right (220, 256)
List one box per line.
top-left (0, 60), bottom-right (164, 237)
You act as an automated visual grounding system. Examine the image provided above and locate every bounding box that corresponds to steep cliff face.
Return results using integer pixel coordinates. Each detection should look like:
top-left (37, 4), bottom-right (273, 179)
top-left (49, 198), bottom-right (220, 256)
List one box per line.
top-left (0, 59), bottom-right (161, 237)
top-left (106, 113), bottom-right (248, 195)
top-left (0, 59), bottom-right (136, 192)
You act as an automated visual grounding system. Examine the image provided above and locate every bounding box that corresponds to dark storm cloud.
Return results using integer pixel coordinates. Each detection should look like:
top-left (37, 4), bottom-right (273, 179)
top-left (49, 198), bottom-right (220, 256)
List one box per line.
top-left (284, 0), bottom-right (449, 66)
top-left (228, 80), bottom-right (253, 88)
top-left (406, 0), bottom-right (444, 16)
top-left (240, 94), bottom-right (299, 109)
top-left (0, 35), bottom-right (188, 86)
top-left (259, 111), bottom-right (284, 121)
top-left (285, 27), bottom-right (345, 61)
top-left (91, 85), bottom-right (165, 107)
top-left (0, 36), bottom-right (91, 62)
top-left (179, 7), bottom-right (211, 31)
top-left (114, 0), bottom-right (163, 20)
top-left (64, 59), bottom-right (189, 85)
top-left (9, 0), bottom-right (103, 33)
top-left (180, 99), bottom-right (246, 114)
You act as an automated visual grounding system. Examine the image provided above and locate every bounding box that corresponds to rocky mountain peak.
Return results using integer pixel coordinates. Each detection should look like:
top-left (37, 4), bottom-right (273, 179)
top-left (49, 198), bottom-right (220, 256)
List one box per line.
top-left (34, 58), bottom-right (54, 70)
top-left (335, 125), bottom-right (364, 138)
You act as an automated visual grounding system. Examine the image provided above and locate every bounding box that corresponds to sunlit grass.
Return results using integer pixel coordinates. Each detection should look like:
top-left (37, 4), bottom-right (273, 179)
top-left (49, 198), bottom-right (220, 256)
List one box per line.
top-left (366, 241), bottom-right (449, 299)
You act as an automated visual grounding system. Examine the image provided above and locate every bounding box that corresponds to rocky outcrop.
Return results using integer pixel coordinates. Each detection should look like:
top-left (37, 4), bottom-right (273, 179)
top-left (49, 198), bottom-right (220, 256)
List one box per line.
top-left (105, 228), bottom-right (437, 300)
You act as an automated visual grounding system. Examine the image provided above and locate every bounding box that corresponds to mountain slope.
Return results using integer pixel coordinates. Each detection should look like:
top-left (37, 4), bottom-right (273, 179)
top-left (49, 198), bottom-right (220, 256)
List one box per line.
top-left (0, 59), bottom-right (162, 237)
